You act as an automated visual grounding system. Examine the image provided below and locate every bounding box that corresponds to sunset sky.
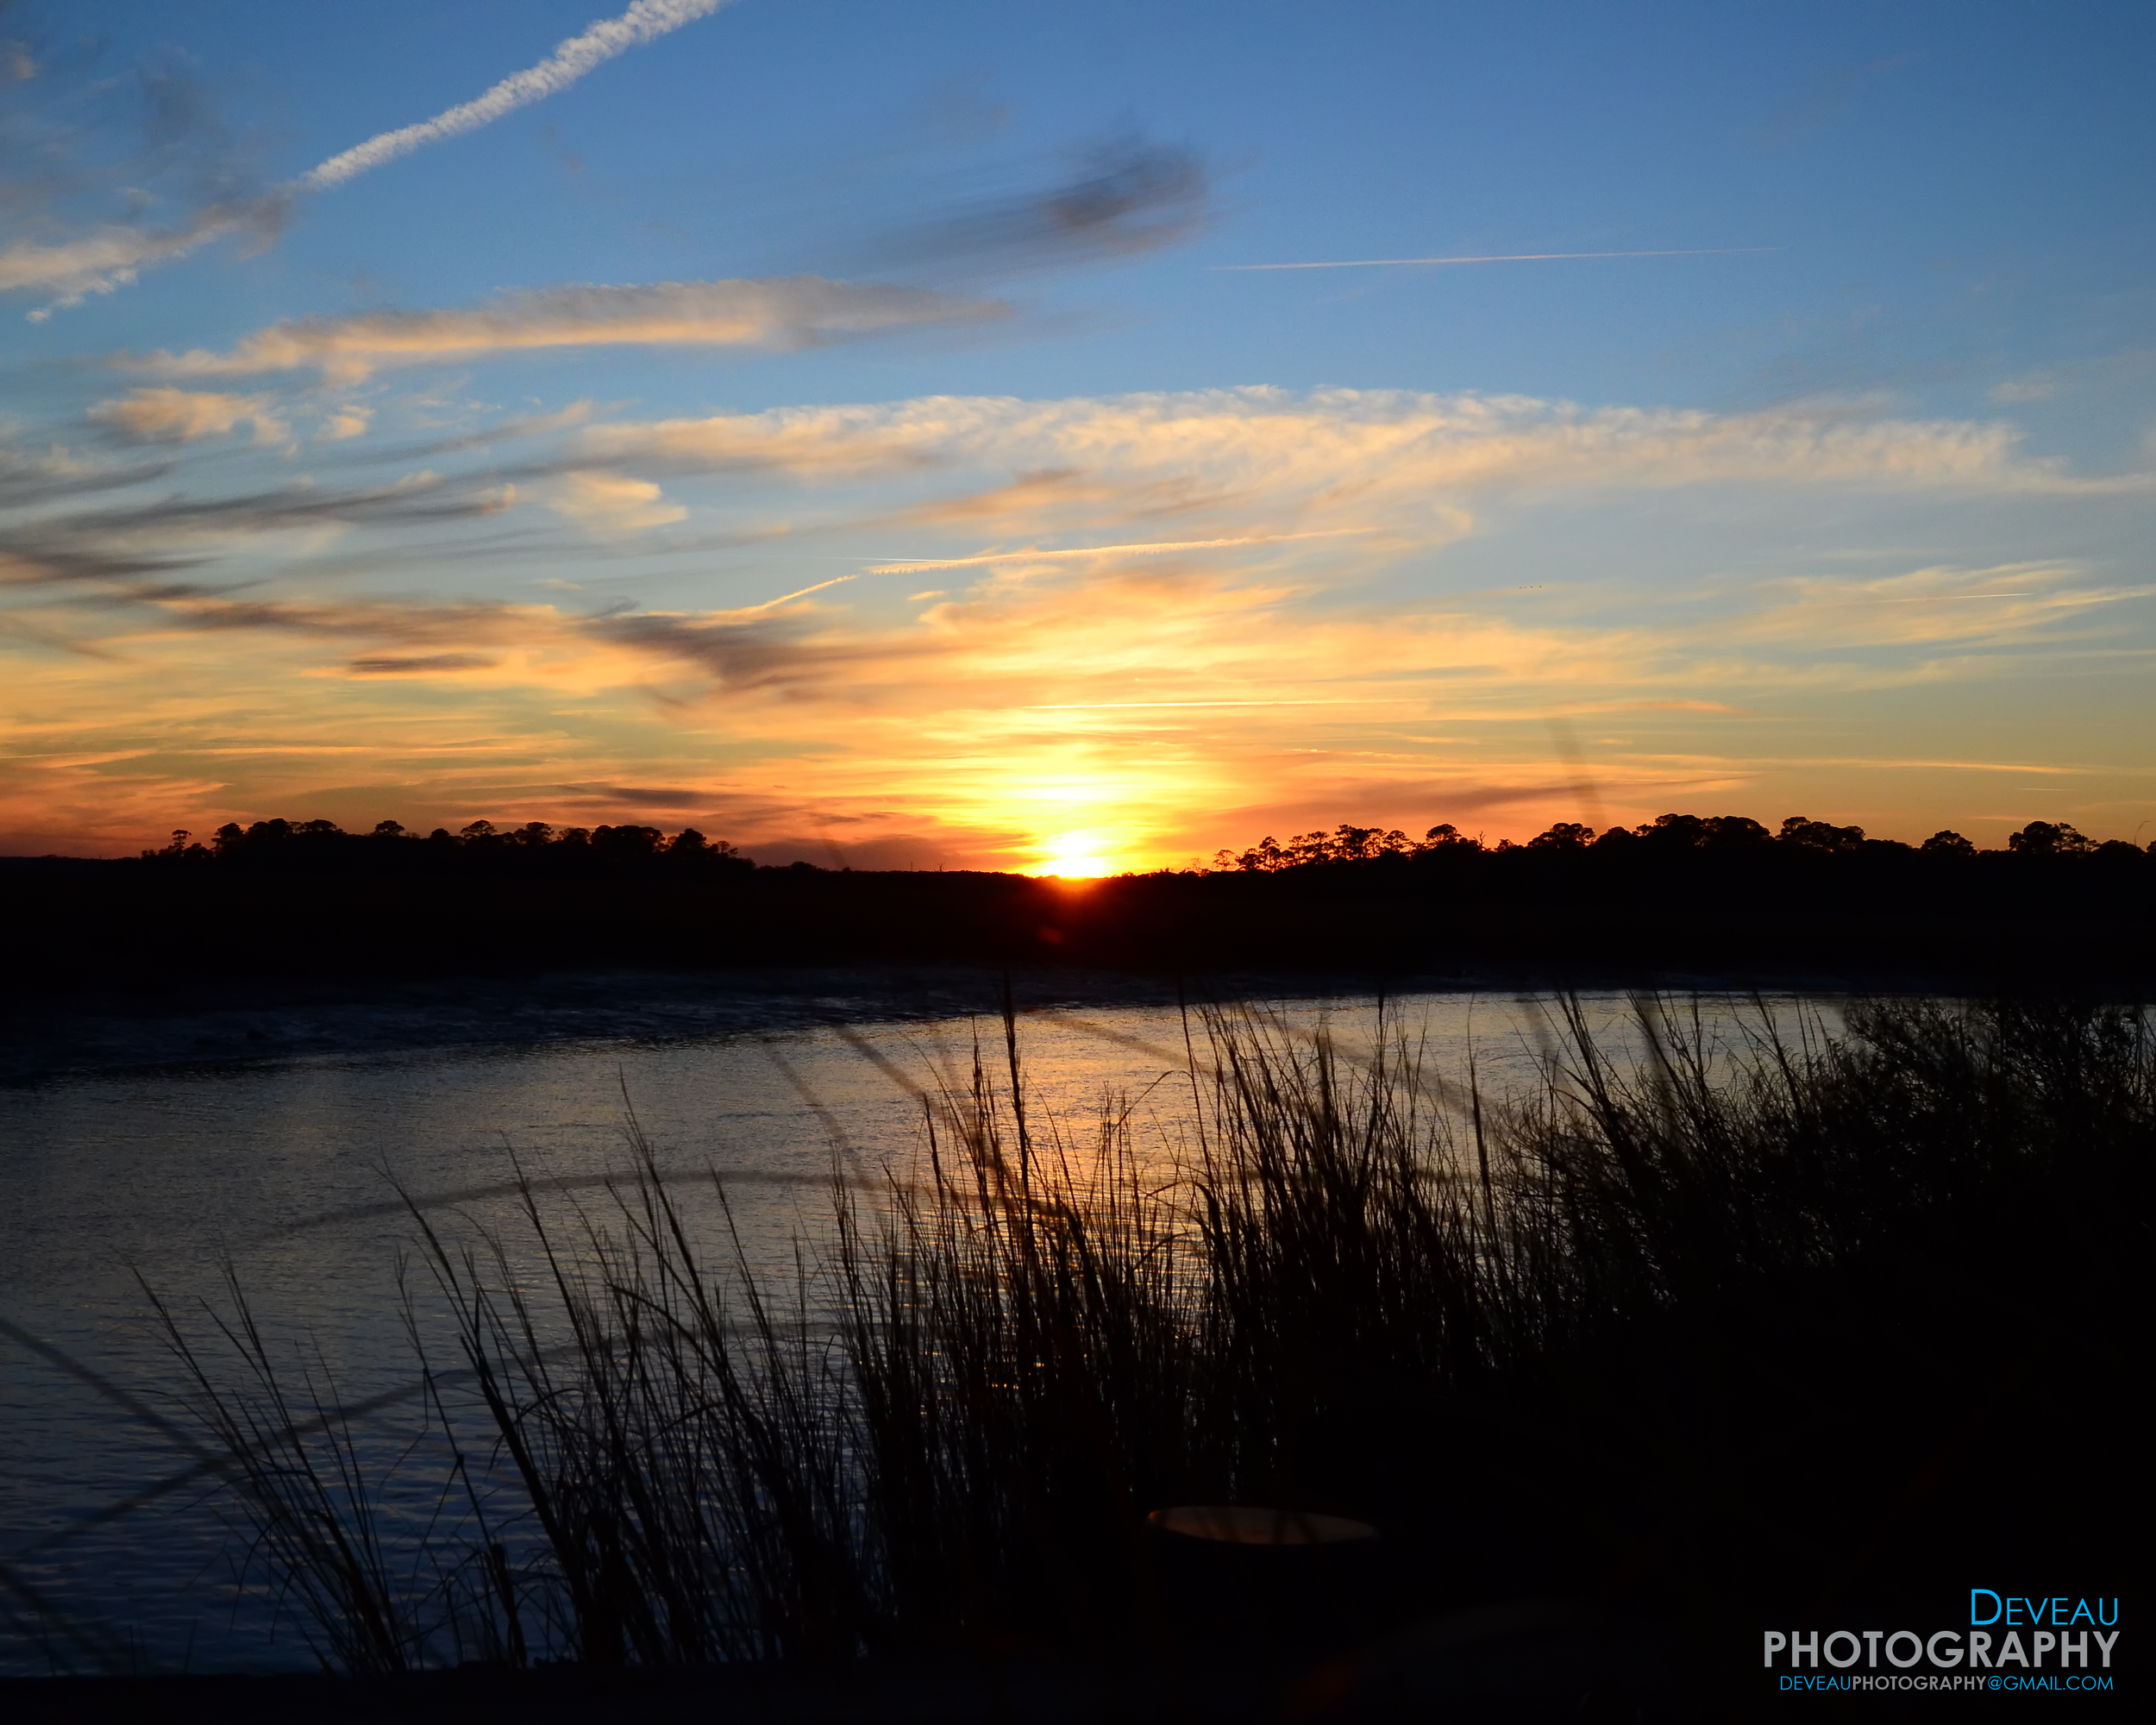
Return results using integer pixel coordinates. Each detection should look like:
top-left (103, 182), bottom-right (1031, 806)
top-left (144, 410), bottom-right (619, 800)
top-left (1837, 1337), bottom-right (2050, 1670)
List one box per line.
top-left (3, 1), bottom-right (2153, 871)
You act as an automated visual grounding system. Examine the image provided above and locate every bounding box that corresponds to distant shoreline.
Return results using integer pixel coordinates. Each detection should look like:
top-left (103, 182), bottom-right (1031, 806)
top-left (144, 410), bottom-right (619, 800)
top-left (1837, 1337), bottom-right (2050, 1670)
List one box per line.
top-left (5, 835), bottom-right (2151, 1026)
top-left (0, 954), bottom-right (2135, 1090)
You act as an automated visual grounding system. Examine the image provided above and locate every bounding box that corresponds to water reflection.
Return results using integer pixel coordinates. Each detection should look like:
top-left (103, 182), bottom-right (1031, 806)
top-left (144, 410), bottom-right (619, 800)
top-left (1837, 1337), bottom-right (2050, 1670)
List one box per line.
top-left (0, 987), bottom-right (1833, 1673)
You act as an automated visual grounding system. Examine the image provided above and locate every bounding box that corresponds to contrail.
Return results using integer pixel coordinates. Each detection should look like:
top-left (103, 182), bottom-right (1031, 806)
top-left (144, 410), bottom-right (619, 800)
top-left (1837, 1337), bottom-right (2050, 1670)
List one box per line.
top-left (1020, 699), bottom-right (1363, 709)
top-left (301, 0), bottom-right (740, 191)
top-left (732, 574), bottom-right (856, 613)
top-left (1215, 247), bottom-right (1779, 272)
top-left (20, 1), bottom-right (737, 314)
top-left (867, 527), bottom-right (1373, 574)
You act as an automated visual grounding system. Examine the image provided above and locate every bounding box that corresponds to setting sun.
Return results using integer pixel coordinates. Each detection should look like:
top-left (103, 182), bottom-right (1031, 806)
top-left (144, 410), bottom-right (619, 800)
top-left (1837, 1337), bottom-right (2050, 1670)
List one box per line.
top-left (1029, 833), bottom-right (1121, 878)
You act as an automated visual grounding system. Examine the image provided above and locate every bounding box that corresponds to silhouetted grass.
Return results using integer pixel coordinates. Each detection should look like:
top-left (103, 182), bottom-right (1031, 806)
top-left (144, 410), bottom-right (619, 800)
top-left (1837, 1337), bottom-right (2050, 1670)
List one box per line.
top-left (152, 994), bottom-right (2147, 1680)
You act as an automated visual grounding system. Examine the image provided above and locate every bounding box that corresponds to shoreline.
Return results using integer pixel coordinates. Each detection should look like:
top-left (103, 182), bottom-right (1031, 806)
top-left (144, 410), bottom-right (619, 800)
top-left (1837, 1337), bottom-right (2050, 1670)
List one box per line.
top-left (0, 957), bottom-right (2071, 1088)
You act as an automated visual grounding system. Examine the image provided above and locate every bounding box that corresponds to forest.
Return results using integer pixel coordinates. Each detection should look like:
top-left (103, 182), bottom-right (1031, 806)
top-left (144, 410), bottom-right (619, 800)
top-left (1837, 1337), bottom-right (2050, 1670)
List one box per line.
top-left (4, 811), bottom-right (2150, 998)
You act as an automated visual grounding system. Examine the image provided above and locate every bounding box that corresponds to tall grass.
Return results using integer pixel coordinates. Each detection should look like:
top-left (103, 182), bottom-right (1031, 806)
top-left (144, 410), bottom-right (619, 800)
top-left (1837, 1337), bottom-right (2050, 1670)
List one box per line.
top-left (153, 994), bottom-right (2148, 1673)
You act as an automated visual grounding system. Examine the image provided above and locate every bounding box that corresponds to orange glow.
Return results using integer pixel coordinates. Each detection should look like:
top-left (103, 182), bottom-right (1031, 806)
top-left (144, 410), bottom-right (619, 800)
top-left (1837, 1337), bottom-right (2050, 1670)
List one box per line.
top-left (1027, 833), bottom-right (1121, 878)
top-left (3, 383), bottom-right (2148, 860)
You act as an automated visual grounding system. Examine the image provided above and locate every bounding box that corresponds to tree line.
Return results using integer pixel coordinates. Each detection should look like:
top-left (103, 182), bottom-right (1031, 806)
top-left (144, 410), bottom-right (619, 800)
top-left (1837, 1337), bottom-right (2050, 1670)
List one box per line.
top-left (120, 808), bottom-right (2149, 879)
top-left (140, 817), bottom-right (757, 874)
top-left (1213, 812), bottom-right (2150, 872)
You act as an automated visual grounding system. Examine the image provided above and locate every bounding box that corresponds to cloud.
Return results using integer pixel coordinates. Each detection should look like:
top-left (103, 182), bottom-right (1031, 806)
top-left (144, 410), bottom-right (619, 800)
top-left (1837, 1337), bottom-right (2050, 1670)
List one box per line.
top-left (7, 1), bottom-right (737, 314)
top-left (1733, 563), bottom-right (2147, 651)
top-left (346, 652), bottom-right (499, 675)
top-left (557, 781), bottom-right (711, 806)
top-left (1990, 373), bottom-right (2059, 404)
top-left (549, 472), bottom-right (686, 535)
top-left (298, 0), bottom-right (740, 191)
top-left (864, 528), bottom-right (1374, 574)
top-left (87, 386), bottom-right (284, 444)
top-left (1, 213), bottom-right (232, 304)
top-left (876, 136), bottom-right (1210, 276)
top-left (584, 601), bottom-right (943, 699)
top-left (0, 468), bottom-right (521, 596)
top-left (0, 444), bottom-right (176, 510)
top-left (577, 386), bottom-right (2128, 522)
top-left (133, 277), bottom-right (1007, 383)
top-left (9, 383), bottom-right (2153, 864)
top-left (318, 406), bottom-right (373, 442)
top-left (576, 405), bottom-right (937, 480)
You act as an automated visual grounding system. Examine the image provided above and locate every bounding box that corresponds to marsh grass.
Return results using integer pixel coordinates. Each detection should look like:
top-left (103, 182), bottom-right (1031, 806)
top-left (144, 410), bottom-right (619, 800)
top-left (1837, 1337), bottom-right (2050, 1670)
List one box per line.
top-left (152, 994), bottom-right (2148, 1674)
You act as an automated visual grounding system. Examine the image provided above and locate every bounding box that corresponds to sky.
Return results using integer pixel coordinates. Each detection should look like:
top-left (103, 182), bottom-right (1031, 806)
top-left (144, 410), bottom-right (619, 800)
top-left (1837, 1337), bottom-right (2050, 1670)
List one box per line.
top-left (3, 1), bottom-right (2153, 872)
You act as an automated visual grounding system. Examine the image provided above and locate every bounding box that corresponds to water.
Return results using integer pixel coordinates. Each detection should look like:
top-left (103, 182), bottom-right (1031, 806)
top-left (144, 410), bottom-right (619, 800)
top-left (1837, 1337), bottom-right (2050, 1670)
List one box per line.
top-left (0, 976), bottom-right (1833, 1674)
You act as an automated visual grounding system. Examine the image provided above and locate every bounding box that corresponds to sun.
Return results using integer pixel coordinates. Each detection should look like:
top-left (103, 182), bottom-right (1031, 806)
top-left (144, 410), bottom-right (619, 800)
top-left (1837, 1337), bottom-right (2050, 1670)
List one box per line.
top-left (1027, 831), bottom-right (1119, 878)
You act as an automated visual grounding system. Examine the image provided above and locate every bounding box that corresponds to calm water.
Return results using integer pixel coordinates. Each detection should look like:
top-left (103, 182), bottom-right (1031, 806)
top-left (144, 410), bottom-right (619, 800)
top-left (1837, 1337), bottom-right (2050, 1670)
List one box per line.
top-left (0, 978), bottom-right (1833, 1674)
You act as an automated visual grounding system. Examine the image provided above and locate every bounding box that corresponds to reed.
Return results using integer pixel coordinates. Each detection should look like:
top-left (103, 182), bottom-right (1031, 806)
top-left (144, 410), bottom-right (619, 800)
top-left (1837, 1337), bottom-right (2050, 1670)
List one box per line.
top-left (153, 994), bottom-right (2149, 1672)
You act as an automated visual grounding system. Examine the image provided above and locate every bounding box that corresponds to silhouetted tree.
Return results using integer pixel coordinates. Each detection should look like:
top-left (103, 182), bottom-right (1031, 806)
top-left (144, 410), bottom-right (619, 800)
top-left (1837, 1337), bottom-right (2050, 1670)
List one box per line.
top-left (1777, 815), bottom-right (1866, 853)
top-left (2009, 821), bottom-right (2093, 856)
top-left (592, 825), bottom-right (665, 862)
top-left (1632, 812), bottom-right (1773, 851)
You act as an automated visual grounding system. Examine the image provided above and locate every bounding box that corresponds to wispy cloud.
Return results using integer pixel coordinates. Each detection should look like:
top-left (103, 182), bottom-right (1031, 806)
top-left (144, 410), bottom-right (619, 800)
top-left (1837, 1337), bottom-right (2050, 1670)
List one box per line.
top-left (0, 467), bottom-right (520, 593)
top-left (87, 386), bottom-right (285, 444)
top-left (874, 136), bottom-right (1210, 277)
top-left (1733, 563), bottom-right (2148, 651)
top-left (347, 652), bottom-right (500, 676)
top-left (6, 0), bottom-right (741, 313)
top-left (864, 529), bottom-right (1373, 573)
top-left (578, 386), bottom-right (2125, 509)
top-left (0, 41), bottom-right (291, 314)
top-left (132, 278), bottom-right (1006, 383)
top-left (8, 384), bottom-right (2152, 862)
top-left (317, 406), bottom-right (373, 442)
top-left (3, 213), bottom-right (247, 309)
top-left (549, 472), bottom-right (687, 536)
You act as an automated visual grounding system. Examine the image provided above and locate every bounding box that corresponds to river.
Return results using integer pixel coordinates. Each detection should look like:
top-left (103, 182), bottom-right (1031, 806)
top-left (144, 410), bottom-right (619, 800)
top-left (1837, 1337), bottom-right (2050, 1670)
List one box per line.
top-left (0, 973), bottom-right (1832, 1675)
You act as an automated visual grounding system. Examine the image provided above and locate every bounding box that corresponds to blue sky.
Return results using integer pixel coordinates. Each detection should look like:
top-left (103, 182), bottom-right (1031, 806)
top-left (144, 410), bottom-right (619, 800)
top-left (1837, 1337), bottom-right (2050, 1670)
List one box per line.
top-left (3, 1), bottom-right (2152, 865)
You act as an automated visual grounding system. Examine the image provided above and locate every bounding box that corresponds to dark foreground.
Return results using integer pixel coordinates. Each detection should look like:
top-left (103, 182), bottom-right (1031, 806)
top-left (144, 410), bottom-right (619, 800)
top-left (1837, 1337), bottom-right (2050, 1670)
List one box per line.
top-left (8, 824), bottom-right (2156, 1008)
top-left (38, 996), bottom-right (2132, 1721)
top-left (0, 1612), bottom-right (1661, 1724)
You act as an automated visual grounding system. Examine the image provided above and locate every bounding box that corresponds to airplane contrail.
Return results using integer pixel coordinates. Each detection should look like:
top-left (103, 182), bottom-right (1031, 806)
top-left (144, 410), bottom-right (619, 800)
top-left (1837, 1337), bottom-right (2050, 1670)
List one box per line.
top-left (302, 0), bottom-right (740, 191)
top-left (20, 0), bottom-right (739, 314)
top-left (867, 528), bottom-right (1373, 574)
top-left (732, 574), bottom-right (856, 613)
top-left (1215, 247), bottom-right (1779, 272)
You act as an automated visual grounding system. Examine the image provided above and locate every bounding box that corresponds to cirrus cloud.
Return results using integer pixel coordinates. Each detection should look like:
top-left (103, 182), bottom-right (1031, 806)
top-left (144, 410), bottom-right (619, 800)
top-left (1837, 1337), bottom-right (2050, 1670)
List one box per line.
top-left (128, 277), bottom-right (1011, 385)
top-left (87, 386), bottom-right (286, 445)
top-left (9, 383), bottom-right (2153, 863)
top-left (549, 472), bottom-right (687, 536)
top-left (575, 386), bottom-right (2128, 513)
